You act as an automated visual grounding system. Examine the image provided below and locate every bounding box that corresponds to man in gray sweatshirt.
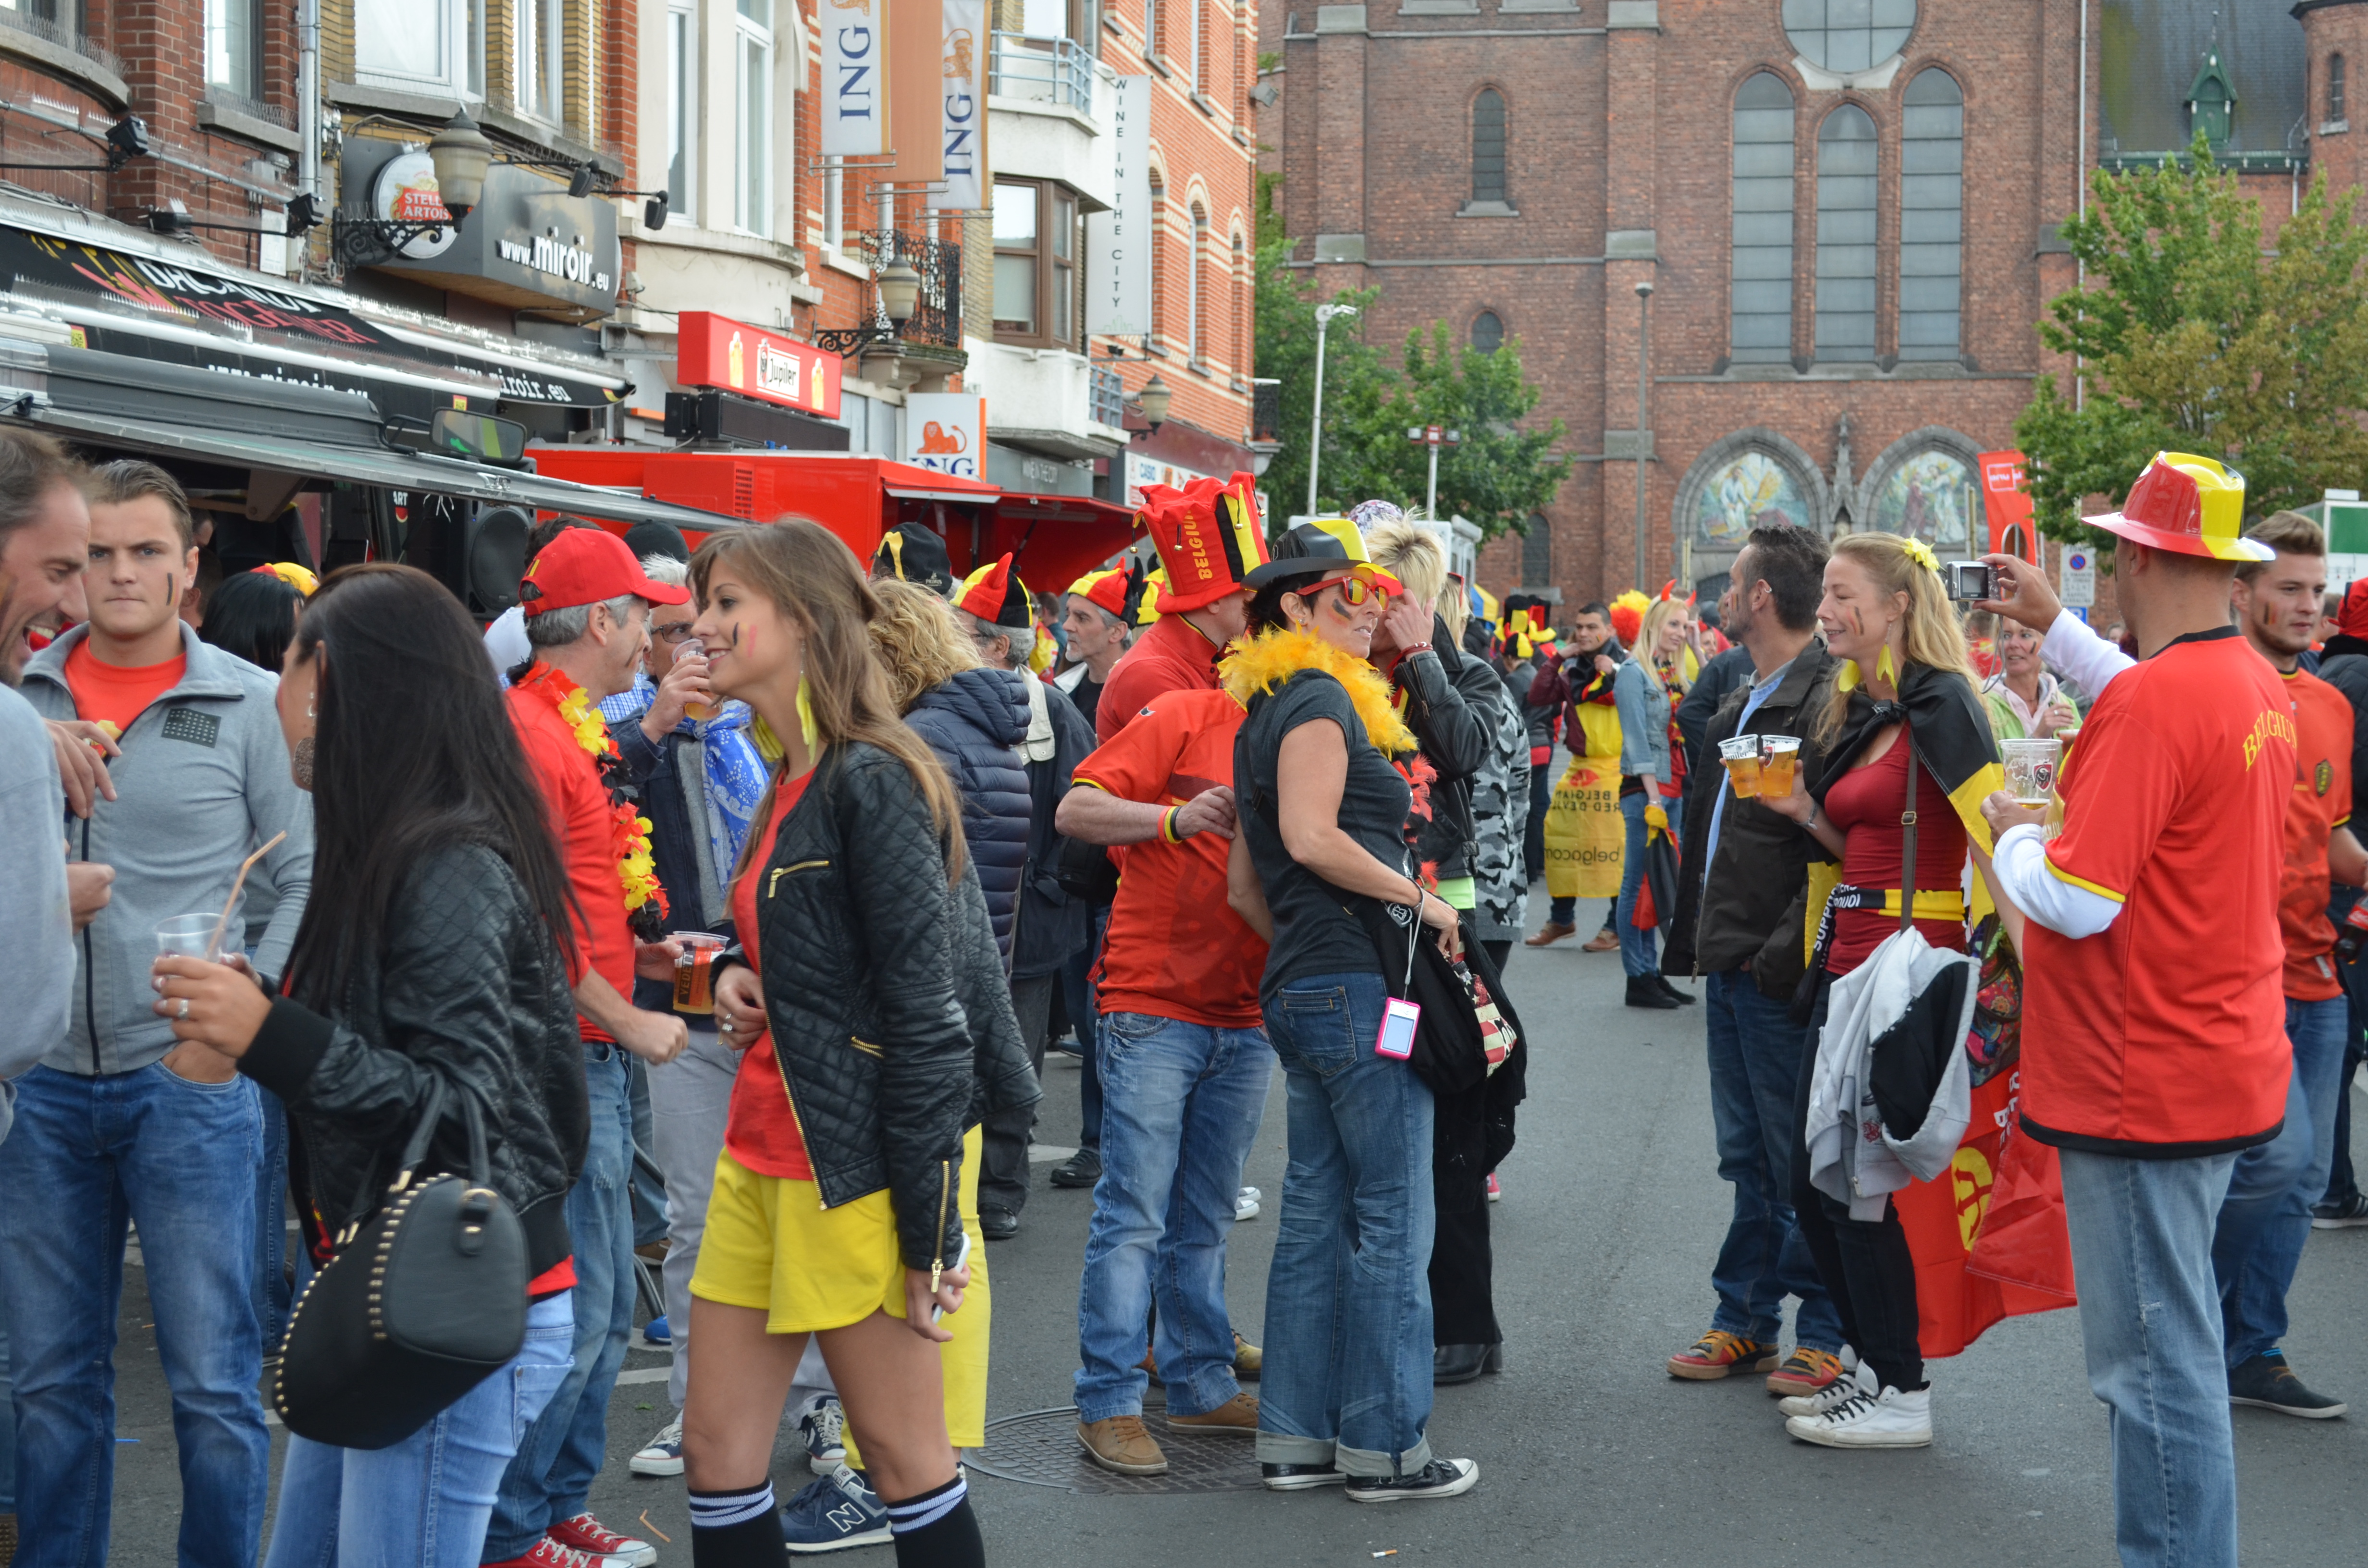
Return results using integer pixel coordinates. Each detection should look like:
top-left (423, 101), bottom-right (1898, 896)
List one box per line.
top-left (2, 459), bottom-right (312, 1568)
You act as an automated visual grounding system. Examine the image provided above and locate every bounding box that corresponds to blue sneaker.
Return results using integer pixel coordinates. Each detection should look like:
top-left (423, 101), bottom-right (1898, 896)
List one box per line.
top-left (780, 1465), bottom-right (891, 1554)
top-left (638, 1314), bottom-right (671, 1348)
top-left (798, 1392), bottom-right (848, 1474)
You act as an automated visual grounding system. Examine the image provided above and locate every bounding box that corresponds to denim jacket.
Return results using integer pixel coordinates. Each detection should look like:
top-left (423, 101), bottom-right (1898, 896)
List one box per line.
top-left (1613, 657), bottom-right (1671, 784)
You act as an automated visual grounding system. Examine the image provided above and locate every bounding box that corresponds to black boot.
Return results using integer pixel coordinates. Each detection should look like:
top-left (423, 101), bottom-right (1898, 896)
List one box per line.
top-left (1625, 974), bottom-right (1681, 1010)
top-left (1433, 1343), bottom-right (1505, 1384)
top-left (1652, 972), bottom-right (1696, 1005)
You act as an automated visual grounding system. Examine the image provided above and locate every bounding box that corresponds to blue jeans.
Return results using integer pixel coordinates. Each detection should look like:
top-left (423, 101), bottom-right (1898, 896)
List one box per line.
top-left (1060, 906), bottom-right (1108, 1151)
top-left (2058, 1146), bottom-right (2241, 1568)
top-left (1615, 790), bottom-right (1656, 977)
top-left (2211, 994), bottom-right (2349, 1366)
top-left (256, 1083), bottom-right (292, 1350)
top-left (1702, 968), bottom-right (1843, 1351)
top-left (1073, 1011), bottom-right (1271, 1423)
top-left (483, 1042), bottom-right (634, 1559)
top-left (265, 1293), bottom-right (576, 1568)
top-left (1256, 971), bottom-right (1437, 1479)
top-left (0, 1062), bottom-right (269, 1568)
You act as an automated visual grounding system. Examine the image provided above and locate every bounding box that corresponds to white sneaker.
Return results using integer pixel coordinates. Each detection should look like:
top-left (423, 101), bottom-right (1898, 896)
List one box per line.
top-left (1235, 1187), bottom-right (1262, 1222)
top-left (628, 1415), bottom-right (683, 1477)
top-left (1785, 1381), bottom-right (1933, 1448)
top-left (1778, 1361), bottom-right (1875, 1419)
top-left (797, 1392), bottom-right (848, 1474)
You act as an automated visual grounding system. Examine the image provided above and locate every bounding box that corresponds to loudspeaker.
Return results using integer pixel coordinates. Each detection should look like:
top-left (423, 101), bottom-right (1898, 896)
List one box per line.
top-left (463, 505), bottom-right (534, 617)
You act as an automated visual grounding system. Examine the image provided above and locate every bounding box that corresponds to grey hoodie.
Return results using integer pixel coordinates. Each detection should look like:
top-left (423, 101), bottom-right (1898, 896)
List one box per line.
top-left (0, 684), bottom-right (73, 1141)
top-left (21, 623), bottom-right (314, 1076)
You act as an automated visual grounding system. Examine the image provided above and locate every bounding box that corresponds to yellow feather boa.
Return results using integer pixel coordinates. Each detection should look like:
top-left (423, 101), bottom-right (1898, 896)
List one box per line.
top-left (1219, 626), bottom-right (1418, 757)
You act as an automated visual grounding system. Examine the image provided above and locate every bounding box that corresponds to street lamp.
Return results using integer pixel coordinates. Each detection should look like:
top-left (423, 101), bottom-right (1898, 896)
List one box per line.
top-left (426, 111), bottom-right (495, 223)
top-left (1307, 302), bottom-right (1358, 517)
top-left (1406, 425), bottom-right (1461, 518)
top-left (1135, 372), bottom-right (1172, 432)
top-left (1632, 279), bottom-right (1653, 593)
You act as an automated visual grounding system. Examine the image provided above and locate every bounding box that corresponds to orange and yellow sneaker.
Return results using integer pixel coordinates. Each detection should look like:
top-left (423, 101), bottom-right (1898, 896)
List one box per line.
top-left (1766, 1346), bottom-right (1848, 1398)
top-left (1666, 1329), bottom-right (1778, 1382)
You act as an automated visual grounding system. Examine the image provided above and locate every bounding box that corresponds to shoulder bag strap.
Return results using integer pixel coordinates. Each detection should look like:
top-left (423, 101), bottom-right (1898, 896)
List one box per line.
top-left (1898, 729), bottom-right (1919, 934)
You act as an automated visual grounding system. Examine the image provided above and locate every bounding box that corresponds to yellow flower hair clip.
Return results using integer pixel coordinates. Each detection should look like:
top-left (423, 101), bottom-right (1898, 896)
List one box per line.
top-left (1899, 538), bottom-right (1941, 574)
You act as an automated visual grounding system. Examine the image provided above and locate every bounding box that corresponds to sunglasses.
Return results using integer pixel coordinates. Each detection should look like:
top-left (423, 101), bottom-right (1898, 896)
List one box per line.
top-left (1293, 572), bottom-right (1392, 607)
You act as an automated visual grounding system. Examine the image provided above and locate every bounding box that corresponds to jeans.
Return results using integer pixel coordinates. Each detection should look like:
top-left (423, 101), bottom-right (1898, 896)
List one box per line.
top-left (483, 1042), bottom-right (634, 1560)
top-left (0, 1062), bottom-right (270, 1568)
top-left (1060, 906), bottom-right (1109, 1151)
top-left (1073, 1011), bottom-right (1271, 1423)
top-left (255, 1084), bottom-right (292, 1350)
top-left (625, 1056), bottom-right (668, 1251)
top-left (1614, 790), bottom-right (1656, 977)
top-left (981, 974), bottom-right (1058, 1215)
top-left (1703, 968), bottom-right (1843, 1351)
top-left (2058, 1146), bottom-right (2241, 1568)
top-left (1257, 971), bottom-right (1437, 1479)
top-left (264, 1293), bottom-right (576, 1568)
top-left (1523, 760), bottom-right (1550, 881)
top-left (2211, 994), bottom-right (2348, 1366)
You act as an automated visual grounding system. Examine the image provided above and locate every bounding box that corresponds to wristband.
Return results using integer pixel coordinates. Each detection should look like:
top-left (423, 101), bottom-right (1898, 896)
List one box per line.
top-left (1160, 805), bottom-right (1184, 843)
top-left (1399, 642), bottom-right (1432, 658)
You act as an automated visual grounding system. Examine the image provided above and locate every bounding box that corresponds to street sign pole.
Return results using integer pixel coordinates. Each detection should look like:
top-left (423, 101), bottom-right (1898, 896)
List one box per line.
top-left (1406, 424), bottom-right (1460, 519)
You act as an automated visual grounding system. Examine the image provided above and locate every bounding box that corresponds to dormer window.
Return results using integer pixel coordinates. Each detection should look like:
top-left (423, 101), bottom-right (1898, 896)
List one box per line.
top-left (2188, 50), bottom-right (2235, 150)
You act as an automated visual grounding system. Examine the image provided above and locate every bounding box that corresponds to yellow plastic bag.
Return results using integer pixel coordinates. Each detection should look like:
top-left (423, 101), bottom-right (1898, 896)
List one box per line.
top-left (1543, 758), bottom-right (1624, 900)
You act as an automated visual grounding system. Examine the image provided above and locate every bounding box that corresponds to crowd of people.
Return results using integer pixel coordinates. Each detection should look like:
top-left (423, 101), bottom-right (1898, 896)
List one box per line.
top-left (0, 429), bottom-right (2356, 1568)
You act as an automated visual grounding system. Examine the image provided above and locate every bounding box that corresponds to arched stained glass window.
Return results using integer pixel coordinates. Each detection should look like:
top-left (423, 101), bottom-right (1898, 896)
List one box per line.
top-left (1473, 89), bottom-right (1507, 204)
top-left (1472, 310), bottom-right (1504, 353)
top-left (1730, 73), bottom-right (1795, 365)
top-left (1899, 69), bottom-right (1963, 360)
top-left (1871, 449), bottom-right (1975, 550)
top-left (1814, 103), bottom-right (1877, 362)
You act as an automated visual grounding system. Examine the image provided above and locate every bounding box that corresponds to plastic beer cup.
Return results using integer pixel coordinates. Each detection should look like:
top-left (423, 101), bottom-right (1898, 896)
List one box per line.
top-left (672, 932), bottom-right (730, 1014)
top-left (2002, 737), bottom-right (2062, 808)
top-left (1759, 735), bottom-right (1801, 797)
top-left (1718, 734), bottom-right (1763, 798)
top-left (678, 637), bottom-right (715, 722)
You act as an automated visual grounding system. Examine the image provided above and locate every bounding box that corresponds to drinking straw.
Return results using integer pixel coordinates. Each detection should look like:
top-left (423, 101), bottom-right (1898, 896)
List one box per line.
top-left (210, 831), bottom-right (287, 959)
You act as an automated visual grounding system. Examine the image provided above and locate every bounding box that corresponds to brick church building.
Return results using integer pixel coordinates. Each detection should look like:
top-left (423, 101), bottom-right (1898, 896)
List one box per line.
top-left (1263, 0), bottom-right (2350, 610)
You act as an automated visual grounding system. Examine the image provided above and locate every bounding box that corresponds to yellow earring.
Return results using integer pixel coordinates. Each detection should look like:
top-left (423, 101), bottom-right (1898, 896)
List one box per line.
top-left (1876, 645), bottom-right (1898, 684)
top-left (795, 675), bottom-right (818, 751)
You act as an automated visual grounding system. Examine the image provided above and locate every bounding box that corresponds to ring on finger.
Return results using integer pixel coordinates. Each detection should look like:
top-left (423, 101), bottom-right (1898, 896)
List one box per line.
top-left (175, 997), bottom-right (190, 1019)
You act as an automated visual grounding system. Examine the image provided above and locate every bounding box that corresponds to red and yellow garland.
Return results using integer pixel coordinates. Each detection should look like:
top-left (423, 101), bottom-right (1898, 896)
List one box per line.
top-left (512, 661), bottom-right (667, 925)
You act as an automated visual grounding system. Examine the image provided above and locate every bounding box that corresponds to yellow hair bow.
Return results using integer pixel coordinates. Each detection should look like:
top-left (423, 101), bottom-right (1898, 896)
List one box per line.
top-left (1899, 538), bottom-right (1941, 575)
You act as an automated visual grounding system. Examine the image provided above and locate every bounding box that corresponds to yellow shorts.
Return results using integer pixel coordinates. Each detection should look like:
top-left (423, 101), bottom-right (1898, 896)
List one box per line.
top-left (691, 1124), bottom-right (990, 1449)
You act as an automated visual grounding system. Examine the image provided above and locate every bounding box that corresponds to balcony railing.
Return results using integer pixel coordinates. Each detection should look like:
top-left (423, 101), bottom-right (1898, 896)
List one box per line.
top-left (857, 229), bottom-right (962, 349)
top-left (989, 33), bottom-right (1094, 117)
top-left (1089, 362), bottom-right (1125, 429)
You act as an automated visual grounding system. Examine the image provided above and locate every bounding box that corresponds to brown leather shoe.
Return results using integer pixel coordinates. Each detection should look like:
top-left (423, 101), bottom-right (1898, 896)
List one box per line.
top-left (1524, 921), bottom-right (1577, 947)
top-left (1167, 1391), bottom-right (1259, 1435)
top-left (1077, 1414), bottom-right (1169, 1474)
top-left (1581, 928), bottom-right (1621, 952)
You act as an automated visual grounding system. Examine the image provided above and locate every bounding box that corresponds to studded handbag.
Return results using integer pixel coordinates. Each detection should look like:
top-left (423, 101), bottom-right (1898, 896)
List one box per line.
top-left (274, 1081), bottom-right (528, 1450)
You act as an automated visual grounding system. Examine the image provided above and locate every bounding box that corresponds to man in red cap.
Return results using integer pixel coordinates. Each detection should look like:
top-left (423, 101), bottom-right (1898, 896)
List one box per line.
top-left (1977, 453), bottom-right (2292, 1568)
top-left (1098, 475), bottom-right (1267, 743)
top-left (486, 524), bottom-right (691, 1568)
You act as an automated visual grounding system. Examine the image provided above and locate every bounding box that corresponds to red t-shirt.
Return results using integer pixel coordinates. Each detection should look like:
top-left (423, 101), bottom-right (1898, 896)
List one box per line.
top-left (1072, 689), bottom-right (1269, 1027)
top-left (507, 685), bottom-right (633, 1043)
top-left (2277, 668), bottom-right (2353, 1001)
top-left (1097, 613), bottom-right (1226, 743)
top-left (724, 768), bottom-right (814, 1179)
top-left (64, 639), bottom-right (186, 737)
top-left (1820, 734), bottom-right (1969, 976)
top-left (2021, 628), bottom-right (2292, 1152)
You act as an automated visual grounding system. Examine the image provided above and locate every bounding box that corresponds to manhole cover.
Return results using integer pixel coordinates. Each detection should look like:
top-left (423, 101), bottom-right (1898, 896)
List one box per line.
top-left (970, 1399), bottom-right (1263, 1494)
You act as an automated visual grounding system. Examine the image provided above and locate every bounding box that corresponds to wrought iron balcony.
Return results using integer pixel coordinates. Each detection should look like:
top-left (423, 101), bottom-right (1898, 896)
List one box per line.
top-left (812, 230), bottom-right (964, 355)
top-left (989, 33), bottom-right (1095, 118)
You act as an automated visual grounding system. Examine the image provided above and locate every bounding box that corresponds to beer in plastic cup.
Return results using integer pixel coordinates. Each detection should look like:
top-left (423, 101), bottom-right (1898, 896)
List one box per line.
top-left (1718, 734), bottom-right (1763, 798)
top-left (156, 888), bottom-right (242, 967)
top-left (2002, 737), bottom-right (2062, 808)
top-left (673, 932), bottom-right (730, 1015)
top-left (1759, 735), bottom-right (1801, 797)
top-left (678, 638), bottom-right (715, 722)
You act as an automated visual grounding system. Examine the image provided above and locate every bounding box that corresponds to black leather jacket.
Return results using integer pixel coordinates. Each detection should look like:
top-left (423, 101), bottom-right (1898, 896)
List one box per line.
top-left (734, 741), bottom-right (1040, 1273)
top-left (242, 843), bottom-right (590, 1278)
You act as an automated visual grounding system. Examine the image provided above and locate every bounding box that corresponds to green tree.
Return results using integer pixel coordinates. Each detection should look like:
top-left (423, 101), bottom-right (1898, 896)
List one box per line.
top-left (2016, 137), bottom-right (2368, 544)
top-left (1252, 238), bottom-right (1569, 535)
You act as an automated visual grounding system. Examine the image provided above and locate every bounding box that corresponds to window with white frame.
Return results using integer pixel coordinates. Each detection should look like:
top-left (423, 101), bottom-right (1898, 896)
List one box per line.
top-left (736, 0), bottom-right (773, 236)
top-left (356, 0), bottom-right (482, 99)
top-left (205, 0), bottom-right (261, 101)
top-left (666, 0), bottom-right (697, 224)
top-left (516, 0), bottom-right (566, 124)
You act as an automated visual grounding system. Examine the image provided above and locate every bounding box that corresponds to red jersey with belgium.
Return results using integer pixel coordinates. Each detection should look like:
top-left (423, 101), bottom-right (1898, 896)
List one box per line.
top-left (2020, 628), bottom-right (2293, 1154)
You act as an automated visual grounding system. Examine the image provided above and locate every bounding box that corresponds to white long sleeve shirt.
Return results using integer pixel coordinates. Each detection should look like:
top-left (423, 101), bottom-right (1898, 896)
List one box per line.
top-left (1989, 612), bottom-right (2139, 940)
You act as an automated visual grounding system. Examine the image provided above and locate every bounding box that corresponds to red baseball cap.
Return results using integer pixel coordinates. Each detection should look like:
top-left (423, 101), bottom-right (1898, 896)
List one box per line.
top-left (520, 527), bottom-right (691, 617)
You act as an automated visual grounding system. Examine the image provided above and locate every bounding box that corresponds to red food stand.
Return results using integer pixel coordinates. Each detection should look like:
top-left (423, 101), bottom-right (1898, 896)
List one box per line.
top-left (529, 449), bottom-right (1137, 591)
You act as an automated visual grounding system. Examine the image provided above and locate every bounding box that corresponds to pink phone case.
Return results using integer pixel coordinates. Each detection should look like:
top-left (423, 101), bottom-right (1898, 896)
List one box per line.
top-left (1375, 997), bottom-right (1421, 1060)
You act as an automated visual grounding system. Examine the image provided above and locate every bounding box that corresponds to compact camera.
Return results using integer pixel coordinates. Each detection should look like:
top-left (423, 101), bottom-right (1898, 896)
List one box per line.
top-left (1945, 561), bottom-right (1996, 603)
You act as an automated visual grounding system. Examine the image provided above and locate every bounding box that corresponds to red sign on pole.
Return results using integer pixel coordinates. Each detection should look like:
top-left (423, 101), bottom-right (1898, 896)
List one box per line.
top-left (1979, 449), bottom-right (2039, 564)
top-left (676, 311), bottom-right (843, 421)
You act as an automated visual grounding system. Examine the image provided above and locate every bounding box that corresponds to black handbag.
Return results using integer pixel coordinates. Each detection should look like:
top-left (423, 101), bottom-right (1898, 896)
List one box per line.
top-left (274, 1081), bottom-right (529, 1450)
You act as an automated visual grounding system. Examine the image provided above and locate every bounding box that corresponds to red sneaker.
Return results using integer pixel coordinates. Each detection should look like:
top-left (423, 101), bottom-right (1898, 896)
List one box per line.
top-left (1665, 1328), bottom-right (1778, 1381)
top-left (1766, 1346), bottom-right (1847, 1398)
top-left (479, 1541), bottom-right (605, 1568)
top-left (1485, 1172), bottom-right (1503, 1202)
top-left (547, 1514), bottom-right (657, 1568)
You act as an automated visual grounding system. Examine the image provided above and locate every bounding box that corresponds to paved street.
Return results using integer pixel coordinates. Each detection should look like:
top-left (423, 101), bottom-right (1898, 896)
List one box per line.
top-left (94, 917), bottom-right (2368, 1566)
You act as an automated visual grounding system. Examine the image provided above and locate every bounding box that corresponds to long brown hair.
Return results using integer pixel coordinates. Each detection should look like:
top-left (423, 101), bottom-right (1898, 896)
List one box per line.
top-left (692, 519), bottom-right (968, 881)
top-left (1813, 532), bottom-right (1980, 744)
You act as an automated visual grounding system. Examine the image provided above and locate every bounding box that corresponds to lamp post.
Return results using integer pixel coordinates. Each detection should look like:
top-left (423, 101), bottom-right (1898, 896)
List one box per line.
top-left (1307, 302), bottom-right (1357, 517)
top-left (1407, 425), bottom-right (1461, 518)
top-left (1632, 279), bottom-right (1653, 592)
